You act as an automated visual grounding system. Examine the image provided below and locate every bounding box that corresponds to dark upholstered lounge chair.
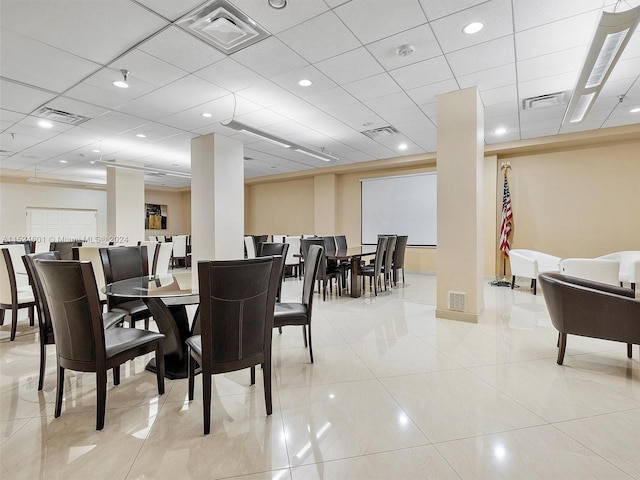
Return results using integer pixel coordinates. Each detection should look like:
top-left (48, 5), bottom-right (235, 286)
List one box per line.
top-left (538, 272), bottom-right (640, 365)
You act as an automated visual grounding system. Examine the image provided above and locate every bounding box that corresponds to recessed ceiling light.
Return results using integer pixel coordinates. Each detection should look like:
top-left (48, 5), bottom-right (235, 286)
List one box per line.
top-left (59, 160), bottom-right (68, 163)
top-left (136, 133), bottom-right (147, 138)
top-left (201, 112), bottom-right (212, 118)
top-left (37, 120), bottom-right (53, 129)
top-left (495, 127), bottom-right (507, 135)
top-left (463, 22), bottom-right (484, 34)
top-left (113, 69), bottom-right (129, 88)
top-left (92, 149), bottom-right (101, 153)
top-left (298, 79), bottom-right (312, 87)
top-left (398, 143), bottom-right (408, 150)
top-left (631, 107), bottom-right (640, 113)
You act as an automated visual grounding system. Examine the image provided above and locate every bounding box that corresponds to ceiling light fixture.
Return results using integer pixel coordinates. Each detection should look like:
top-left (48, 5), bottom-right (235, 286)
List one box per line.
top-left (463, 22), bottom-right (484, 34)
top-left (112, 69), bottom-right (130, 88)
top-left (268, 0), bottom-right (287, 9)
top-left (201, 112), bottom-right (212, 118)
top-left (222, 119), bottom-right (292, 148)
top-left (494, 127), bottom-right (507, 135)
top-left (92, 149), bottom-right (101, 153)
top-left (94, 160), bottom-right (191, 178)
top-left (37, 119), bottom-right (53, 129)
top-left (298, 79), bottom-right (312, 87)
top-left (294, 148), bottom-right (336, 162)
top-left (630, 107), bottom-right (640, 113)
top-left (398, 143), bottom-right (408, 150)
top-left (59, 160), bottom-right (68, 163)
top-left (136, 133), bottom-right (147, 138)
top-left (563, 5), bottom-right (640, 124)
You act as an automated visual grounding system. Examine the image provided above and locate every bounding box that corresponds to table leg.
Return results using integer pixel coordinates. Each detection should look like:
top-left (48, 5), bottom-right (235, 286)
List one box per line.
top-left (350, 256), bottom-right (362, 298)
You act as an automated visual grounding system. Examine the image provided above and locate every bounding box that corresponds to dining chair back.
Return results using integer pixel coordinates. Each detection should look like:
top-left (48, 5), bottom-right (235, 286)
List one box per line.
top-left (283, 236), bottom-right (302, 278)
top-left (392, 235), bottom-right (408, 285)
top-left (99, 246), bottom-right (152, 329)
top-left (257, 242), bottom-right (289, 301)
top-left (274, 244), bottom-right (323, 363)
top-left (34, 259), bottom-right (164, 430)
top-left (383, 235), bottom-right (397, 290)
top-left (335, 235), bottom-right (348, 250)
top-left (49, 241), bottom-right (81, 260)
top-left (0, 245), bottom-right (35, 340)
top-left (361, 236), bottom-right (388, 296)
top-left (244, 236), bottom-right (256, 259)
top-left (186, 256), bottom-right (280, 434)
top-left (171, 235), bottom-right (189, 268)
top-left (138, 241), bottom-right (161, 275)
top-left (154, 242), bottom-right (174, 275)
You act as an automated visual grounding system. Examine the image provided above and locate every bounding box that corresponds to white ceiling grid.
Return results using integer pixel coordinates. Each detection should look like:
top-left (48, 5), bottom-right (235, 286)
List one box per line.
top-left (0, 0), bottom-right (638, 188)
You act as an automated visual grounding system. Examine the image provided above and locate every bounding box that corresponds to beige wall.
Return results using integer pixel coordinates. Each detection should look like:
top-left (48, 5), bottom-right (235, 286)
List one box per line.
top-left (144, 188), bottom-right (188, 240)
top-left (244, 126), bottom-right (640, 275)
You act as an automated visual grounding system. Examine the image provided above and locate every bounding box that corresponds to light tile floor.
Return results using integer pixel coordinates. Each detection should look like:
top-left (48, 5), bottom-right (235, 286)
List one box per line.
top-left (1, 272), bottom-right (639, 479)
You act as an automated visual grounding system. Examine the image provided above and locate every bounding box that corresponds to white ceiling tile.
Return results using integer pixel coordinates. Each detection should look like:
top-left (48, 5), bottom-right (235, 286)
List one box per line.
top-left (160, 94), bottom-right (260, 130)
top-left (271, 66), bottom-right (338, 97)
top-left (364, 92), bottom-right (416, 116)
top-left (78, 111), bottom-right (150, 136)
top-left (446, 36), bottom-right (515, 77)
top-left (390, 56), bottom-right (454, 90)
top-left (139, 26), bottom-right (225, 73)
top-left (277, 11), bottom-right (361, 63)
top-left (231, 0), bottom-right (330, 34)
top-left (512, 0), bottom-right (608, 32)
top-left (42, 97), bottom-right (110, 119)
top-left (236, 80), bottom-right (298, 108)
top-left (1, 28), bottom-right (100, 93)
top-left (516, 47), bottom-right (584, 84)
top-left (366, 24), bottom-right (443, 71)
top-left (418, 0), bottom-right (489, 21)
top-left (334, 0), bottom-right (428, 45)
top-left (330, 102), bottom-right (386, 130)
top-left (518, 72), bottom-right (577, 101)
top-left (109, 49), bottom-right (188, 88)
top-left (515, 11), bottom-right (599, 61)
top-left (406, 79), bottom-right (461, 105)
top-left (315, 48), bottom-right (385, 85)
top-left (429, 0), bottom-right (514, 53)
top-left (304, 87), bottom-right (359, 112)
top-left (134, 0), bottom-right (206, 21)
top-left (343, 73), bottom-right (403, 102)
top-left (0, 80), bottom-right (57, 115)
top-left (195, 58), bottom-right (265, 92)
top-left (232, 37), bottom-right (309, 78)
top-left (458, 64), bottom-right (516, 91)
top-left (0, 0), bottom-right (169, 64)
top-left (234, 109), bottom-right (291, 128)
top-left (480, 84), bottom-right (518, 107)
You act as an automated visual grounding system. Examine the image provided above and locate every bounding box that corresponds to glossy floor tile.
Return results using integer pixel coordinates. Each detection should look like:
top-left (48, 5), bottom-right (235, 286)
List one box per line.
top-left (1, 272), bottom-right (639, 479)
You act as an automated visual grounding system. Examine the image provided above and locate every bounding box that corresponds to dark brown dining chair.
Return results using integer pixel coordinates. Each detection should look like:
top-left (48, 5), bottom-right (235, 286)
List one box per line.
top-left (35, 259), bottom-right (164, 430)
top-left (23, 252), bottom-right (126, 391)
top-left (49, 241), bottom-right (81, 260)
top-left (392, 235), bottom-right (408, 285)
top-left (0, 245), bottom-right (35, 341)
top-left (361, 236), bottom-right (388, 296)
top-left (100, 246), bottom-right (152, 329)
top-left (187, 256), bottom-right (280, 435)
top-left (257, 242), bottom-right (289, 302)
top-left (274, 244), bottom-right (323, 363)
top-left (302, 238), bottom-right (340, 300)
top-left (383, 235), bottom-right (397, 290)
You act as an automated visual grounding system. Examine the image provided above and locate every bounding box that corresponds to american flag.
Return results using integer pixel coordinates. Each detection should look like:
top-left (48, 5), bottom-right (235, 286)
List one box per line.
top-left (499, 174), bottom-right (513, 256)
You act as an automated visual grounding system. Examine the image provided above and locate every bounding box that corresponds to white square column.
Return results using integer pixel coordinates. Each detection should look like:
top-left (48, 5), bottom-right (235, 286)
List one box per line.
top-left (436, 87), bottom-right (484, 322)
top-left (191, 133), bottom-right (244, 286)
top-left (106, 166), bottom-right (144, 245)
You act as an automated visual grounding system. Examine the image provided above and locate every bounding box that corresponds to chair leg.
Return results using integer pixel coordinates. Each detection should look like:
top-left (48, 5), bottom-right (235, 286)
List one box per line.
top-left (302, 325), bottom-right (308, 347)
top-left (113, 366), bottom-right (120, 385)
top-left (308, 324), bottom-right (314, 364)
top-left (203, 371), bottom-right (211, 435)
top-left (250, 366), bottom-right (256, 385)
top-left (55, 365), bottom-right (64, 418)
top-left (96, 370), bottom-right (107, 430)
top-left (38, 341), bottom-right (46, 391)
top-left (532, 279), bottom-right (537, 295)
top-left (155, 340), bottom-right (165, 395)
top-left (10, 306), bottom-right (18, 341)
top-left (263, 360), bottom-right (272, 416)
top-left (557, 332), bottom-right (567, 365)
top-left (187, 349), bottom-right (195, 401)
top-left (29, 306), bottom-right (34, 326)
top-left (0, 308), bottom-right (4, 325)
top-left (278, 326), bottom-right (283, 334)
top-left (627, 343), bottom-right (632, 359)
top-left (511, 276), bottom-right (515, 289)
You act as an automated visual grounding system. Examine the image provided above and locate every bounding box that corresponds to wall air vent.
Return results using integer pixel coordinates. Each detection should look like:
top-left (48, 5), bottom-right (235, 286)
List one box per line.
top-left (361, 126), bottom-right (400, 139)
top-left (176, 0), bottom-right (270, 55)
top-left (522, 92), bottom-right (568, 110)
top-left (448, 291), bottom-right (466, 312)
top-left (34, 107), bottom-right (90, 126)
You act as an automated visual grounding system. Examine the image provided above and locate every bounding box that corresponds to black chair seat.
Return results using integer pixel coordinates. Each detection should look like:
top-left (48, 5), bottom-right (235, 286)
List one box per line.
top-left (103, 311), bottom-right (126, 329)
top-left (105, 328), bottom-right (165, 359)
top-left (111, 299), bottom-right (149, 317)
top-left (274, 303), bottom-right (309, 324)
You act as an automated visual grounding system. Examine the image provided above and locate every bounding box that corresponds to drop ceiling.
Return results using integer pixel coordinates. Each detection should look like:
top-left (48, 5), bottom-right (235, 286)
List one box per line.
top-left (1, 0), bottom-right (639, 188)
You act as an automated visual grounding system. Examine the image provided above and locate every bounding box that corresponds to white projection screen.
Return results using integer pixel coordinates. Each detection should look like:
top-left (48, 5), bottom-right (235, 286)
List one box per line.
top-left (361, 173), bottom-right (437, 246)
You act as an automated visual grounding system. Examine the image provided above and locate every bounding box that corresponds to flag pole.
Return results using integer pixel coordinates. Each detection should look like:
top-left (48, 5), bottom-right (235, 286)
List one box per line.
top-left (491, 162), bottom-right (513, 287)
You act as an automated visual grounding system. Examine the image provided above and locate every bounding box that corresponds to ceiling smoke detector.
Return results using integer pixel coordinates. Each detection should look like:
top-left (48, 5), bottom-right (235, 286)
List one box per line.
top-left (177, 0), bottom-right (270, 55)
top-left (396, 44), bottom-right (415, 57)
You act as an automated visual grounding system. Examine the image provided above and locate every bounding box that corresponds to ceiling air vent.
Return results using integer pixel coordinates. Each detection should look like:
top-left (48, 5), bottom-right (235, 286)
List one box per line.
top-left (522, 91), bottom-right (568, 110)
top-left (34, 107), bottom-right (90, 126)
top-left (177, 0), bottom-right (270, 55)
top-left (361, 126), bottom-right (400, 139)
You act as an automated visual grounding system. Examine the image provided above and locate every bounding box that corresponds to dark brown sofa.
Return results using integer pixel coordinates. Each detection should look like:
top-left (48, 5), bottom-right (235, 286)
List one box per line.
top-left (538, 272), bottom-right (640, 365)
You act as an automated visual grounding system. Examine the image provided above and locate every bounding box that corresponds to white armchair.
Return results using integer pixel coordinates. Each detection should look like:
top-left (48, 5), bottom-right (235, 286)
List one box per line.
top-left (559, 258), bottom-right (620, 286)
top-left (597, 251), bottom-right (640, 291)
top-left (509, 249), bottom-right (561, 294)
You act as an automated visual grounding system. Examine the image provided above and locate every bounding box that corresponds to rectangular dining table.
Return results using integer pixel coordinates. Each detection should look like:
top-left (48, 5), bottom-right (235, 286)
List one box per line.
top-left (325, 246), bottom-right (376, 298)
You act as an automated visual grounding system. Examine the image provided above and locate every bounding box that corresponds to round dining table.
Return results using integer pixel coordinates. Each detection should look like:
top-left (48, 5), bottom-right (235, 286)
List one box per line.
top-left (104, 272), bottom-right (199, 379)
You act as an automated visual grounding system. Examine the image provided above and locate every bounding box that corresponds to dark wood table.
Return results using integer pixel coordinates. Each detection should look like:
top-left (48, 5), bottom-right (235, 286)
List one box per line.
top-left (104, 272), bottom-right (199, 379)
top-left (325, 247), bottom-right (376, 298)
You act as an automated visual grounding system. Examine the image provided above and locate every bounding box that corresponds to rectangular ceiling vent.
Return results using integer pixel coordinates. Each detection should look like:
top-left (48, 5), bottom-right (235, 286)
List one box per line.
top-left (34, 107), bottom-right (90, 126)
top-left (522, 92), bottom-right (568, 110)
top-left (361, 126), bottom-right (400, 139)
top-left (177, 0), bottom-right (270, 55)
